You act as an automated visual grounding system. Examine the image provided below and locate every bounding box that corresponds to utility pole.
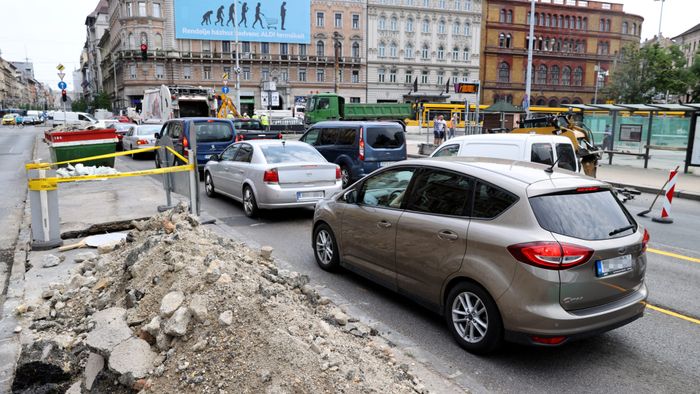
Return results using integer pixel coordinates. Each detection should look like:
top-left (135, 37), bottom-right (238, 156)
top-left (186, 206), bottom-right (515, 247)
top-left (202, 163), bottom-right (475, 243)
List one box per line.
top-left (655, 0), bottom-right (666, 37)
top-left (333, 32), bottom-right (341, 94)
top-left (524, 0), bottom-right (536, 118)
top-left (234, 4), bottom-right (241, 113)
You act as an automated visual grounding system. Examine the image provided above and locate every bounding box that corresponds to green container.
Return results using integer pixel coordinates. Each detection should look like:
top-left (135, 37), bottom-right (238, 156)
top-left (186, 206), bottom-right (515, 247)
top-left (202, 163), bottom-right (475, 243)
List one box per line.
top-left (49, 142), bottom-right (117, 168)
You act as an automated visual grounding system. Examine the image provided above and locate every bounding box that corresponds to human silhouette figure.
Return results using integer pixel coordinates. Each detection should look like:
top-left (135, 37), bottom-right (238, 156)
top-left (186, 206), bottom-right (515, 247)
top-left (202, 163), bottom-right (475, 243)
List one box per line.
top-left (280, 2), bottom-right (287, 30)
top-left (226, 3), bottom-right (236, 26)
top-left (201, 10), bottom-right (213, 25)
top-left (238, 2), bottom-right (249, 27)
top-left (252, 2), bottom-right (265, 29)
top-left (215, 6), bottom-right (225, 26)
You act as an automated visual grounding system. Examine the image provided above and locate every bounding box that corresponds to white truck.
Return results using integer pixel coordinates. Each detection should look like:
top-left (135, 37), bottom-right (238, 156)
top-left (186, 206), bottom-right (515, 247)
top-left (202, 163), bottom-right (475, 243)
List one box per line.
top-left (142, 85), bottom-right (216, 122)
top-left (50, 111), bottom-right (99, 127)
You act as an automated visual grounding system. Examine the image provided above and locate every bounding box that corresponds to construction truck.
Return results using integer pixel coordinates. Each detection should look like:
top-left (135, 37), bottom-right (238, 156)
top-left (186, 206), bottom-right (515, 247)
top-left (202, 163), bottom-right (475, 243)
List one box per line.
top-left (513, 114), bottom-right (602, 177)
top-left (304, 93), bottom-right (413, 128)
top-left (142, 85), bottom-right (217, 122)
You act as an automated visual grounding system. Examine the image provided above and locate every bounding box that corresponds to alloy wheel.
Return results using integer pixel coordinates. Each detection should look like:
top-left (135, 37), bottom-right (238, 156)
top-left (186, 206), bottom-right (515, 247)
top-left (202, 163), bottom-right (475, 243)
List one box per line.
top-left (341, 167), bottom-right (350, 188)
top-left (451, 291), bottom-right (489, 344)
top-left (315, 229), bottom-right (334, 265)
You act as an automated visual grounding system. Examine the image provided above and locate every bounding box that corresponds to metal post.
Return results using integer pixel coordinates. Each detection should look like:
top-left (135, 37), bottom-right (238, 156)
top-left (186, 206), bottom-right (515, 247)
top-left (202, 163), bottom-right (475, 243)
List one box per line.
top-left (645, 111), bottom-right (654, 169)
top-left (29, 168), bottom-right (63, 250)
top-left (609, 111), bottom-right (618, 165)
top-left (334, 36), bottom-right (339, 94)
top-left (525, 0), bottom-right (536, 119)
top-left (657, 0), bottom-right (665, 37)
top-left (475, 83), bottom-right (481, 134)
top-left (234, 3), bottom-right (241, 112)
top-left (464, 100), bottom-right (469, 136)
top-left (685, 113), bottom-right (697, 174)
top-left (187, 149), bottom-right (199, 216)
top-left (594, 63), bottom-right (600, 104)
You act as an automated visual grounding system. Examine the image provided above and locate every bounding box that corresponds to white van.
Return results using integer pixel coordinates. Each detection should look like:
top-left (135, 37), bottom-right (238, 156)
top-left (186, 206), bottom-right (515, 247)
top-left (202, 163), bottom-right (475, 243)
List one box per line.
top-left (51, 111), bottom-right (98, 127)
top-left (430, 134), bottom-right (580, 173)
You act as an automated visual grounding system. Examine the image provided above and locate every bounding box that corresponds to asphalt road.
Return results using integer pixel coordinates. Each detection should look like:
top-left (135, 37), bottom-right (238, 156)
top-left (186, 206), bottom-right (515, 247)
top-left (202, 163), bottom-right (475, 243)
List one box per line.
top-left (119, 154), bottom-right (700, 393)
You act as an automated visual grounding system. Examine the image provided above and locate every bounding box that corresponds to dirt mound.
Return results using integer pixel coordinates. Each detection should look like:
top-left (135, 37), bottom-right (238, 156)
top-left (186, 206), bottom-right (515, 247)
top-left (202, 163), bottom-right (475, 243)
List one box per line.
top-left (19, 205), bottom-right (426, 393)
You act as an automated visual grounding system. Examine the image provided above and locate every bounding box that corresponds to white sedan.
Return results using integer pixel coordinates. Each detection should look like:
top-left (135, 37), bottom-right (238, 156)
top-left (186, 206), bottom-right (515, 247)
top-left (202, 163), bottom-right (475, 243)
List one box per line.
top-left (204, 140), bottom-right (343, 217)
top-left (122, 124), bottom-right (163, 157)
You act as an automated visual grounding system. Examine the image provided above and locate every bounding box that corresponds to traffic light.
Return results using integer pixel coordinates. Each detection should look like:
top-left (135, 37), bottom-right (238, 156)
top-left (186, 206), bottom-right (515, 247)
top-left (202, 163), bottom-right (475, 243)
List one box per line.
top-left (140, 44), bottom-right (148, 61)
top-left (61, 89), bottom-right (67, 102)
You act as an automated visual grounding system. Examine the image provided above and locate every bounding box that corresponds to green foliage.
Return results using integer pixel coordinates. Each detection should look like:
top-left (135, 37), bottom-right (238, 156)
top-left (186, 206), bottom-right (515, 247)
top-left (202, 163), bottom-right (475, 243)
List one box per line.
top-left (71, 98), bottom-right (88, 112)
top-left (94, 91), bottom-right (112, 110)
top-left (689, 54), bottom-right (700, 103)
top-left (604, 43), bottom-right (693, 103)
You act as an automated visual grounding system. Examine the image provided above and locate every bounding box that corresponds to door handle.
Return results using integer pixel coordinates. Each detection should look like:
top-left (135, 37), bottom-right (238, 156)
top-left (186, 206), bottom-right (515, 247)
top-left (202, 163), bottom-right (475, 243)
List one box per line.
top-left (438, 230), bottom-right (459, 241)
top-left (377, 220), bottom-right (392, 229)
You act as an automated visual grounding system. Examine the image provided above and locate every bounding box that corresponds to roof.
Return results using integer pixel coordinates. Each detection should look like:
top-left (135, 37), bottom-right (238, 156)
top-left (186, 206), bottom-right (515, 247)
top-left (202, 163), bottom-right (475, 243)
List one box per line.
top-left (484, 101), bottom-right (523, 113)
top-left (673, 22), bottom-right (700, 40)
top-left (444, 133), bottom-right (572, 144)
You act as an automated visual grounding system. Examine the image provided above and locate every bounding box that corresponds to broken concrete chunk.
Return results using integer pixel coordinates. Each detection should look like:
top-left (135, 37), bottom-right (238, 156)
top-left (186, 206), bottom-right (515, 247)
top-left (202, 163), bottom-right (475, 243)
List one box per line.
top-left (143, 315), bottom-right (161, 337)
top-left (163, 306), bottom-right (191, 337)
top-left (333, 312), bottom-right (349, 326)
top-left (205, 260), bottom-right (222, 283)
top-left (74, 251), bottom-right (97, 263)
top-left (84, 352), bottom-right (104, 391)
top-left (42, 254), bottom-right (61, 268)
top-left (189, 294), bottom-right (208, 322)
top-left (97, 242), bottom-right (119, 254)
top-left (260, 245), bottom-right (274, 260)
top-left (219, 310), bottom-right (233, 326)
top-left (159, 290), bottom-right (185, 318)
top-left (33, 305), bottom-right (51, 321)
top-left (85, 308), bottom-right (132, 356)
top-left (216, 273), bottom-right (232, 284)
top-left (65, 381), bottom-right (81, 394)
top-left (108, 337), bottom-right (157, 379)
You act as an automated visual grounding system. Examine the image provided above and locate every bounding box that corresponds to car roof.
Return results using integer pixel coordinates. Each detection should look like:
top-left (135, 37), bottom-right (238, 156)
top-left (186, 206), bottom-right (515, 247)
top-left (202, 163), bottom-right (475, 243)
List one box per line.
top-left (311, 121), bottom-right (403, 127)
top-left (443, 133), bottom-right (572, 144)
top-left (172, 117), bottom-right (232, 122)
top-left (239, 140), bottom-right (308, 147)
top-left (401, 157), bottom-right (606, 188)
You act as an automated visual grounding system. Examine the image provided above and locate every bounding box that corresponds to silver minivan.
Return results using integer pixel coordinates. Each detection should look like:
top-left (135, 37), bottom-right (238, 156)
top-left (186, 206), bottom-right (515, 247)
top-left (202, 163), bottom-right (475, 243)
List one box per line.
top-left (312, 157), bottom-right (648, 354)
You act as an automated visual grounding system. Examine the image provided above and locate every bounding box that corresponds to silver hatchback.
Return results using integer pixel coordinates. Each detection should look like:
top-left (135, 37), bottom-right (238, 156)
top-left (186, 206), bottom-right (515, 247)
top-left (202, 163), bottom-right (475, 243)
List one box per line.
top-left (312, 157), bottom-right (648, 354)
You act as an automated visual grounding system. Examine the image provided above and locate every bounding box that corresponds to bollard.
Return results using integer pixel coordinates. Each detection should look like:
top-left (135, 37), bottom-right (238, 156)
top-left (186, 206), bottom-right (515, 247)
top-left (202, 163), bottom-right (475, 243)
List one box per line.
top-left (28, 168), bottom-right (63, 250)
top-left (652, 168), bottom-right (677, 224)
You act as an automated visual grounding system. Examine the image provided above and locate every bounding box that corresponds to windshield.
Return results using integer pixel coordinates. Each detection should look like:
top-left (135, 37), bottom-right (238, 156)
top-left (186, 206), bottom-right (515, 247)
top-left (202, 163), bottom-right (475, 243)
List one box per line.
top-left (137, 125), bottom-right (162, 135)
top-left (260, 144), bottom-right (325, 164)
top-left (192, 121), bottom-right (234, 142)
top-left (530, 190), bottom-right (635, 240)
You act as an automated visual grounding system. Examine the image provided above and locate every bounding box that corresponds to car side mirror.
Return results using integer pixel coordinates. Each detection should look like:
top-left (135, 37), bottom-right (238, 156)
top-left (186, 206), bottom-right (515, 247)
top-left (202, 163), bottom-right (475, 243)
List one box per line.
top-left (343, 189), bottom-right (357, 204)
top-left (210, 153), bottom-right (220, 161)
top-left (154, 132), bottom-right (160, 139)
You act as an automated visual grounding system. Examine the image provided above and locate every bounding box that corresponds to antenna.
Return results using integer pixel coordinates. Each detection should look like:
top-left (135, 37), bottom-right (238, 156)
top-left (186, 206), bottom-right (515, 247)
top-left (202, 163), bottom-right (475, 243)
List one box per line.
top-left (544, 156), bottom-right (562, 174)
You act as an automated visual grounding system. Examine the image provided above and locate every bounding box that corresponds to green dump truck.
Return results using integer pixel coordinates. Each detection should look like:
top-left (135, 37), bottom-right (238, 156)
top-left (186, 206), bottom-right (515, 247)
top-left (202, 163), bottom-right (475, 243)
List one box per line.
top-left (304, 93), bottom-right (413, 128)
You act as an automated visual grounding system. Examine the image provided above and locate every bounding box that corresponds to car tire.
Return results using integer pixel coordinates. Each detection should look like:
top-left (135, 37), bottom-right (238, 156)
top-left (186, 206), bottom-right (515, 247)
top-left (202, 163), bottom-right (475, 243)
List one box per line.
top-left (340, 165), bottom-right (351, 189)
top-left (204, 172), bottom-right (216, 198)
top-left (313, 223), bottom-right (340, 271)
top-left (445, 282), bottom-right (503, 355)
top-left (242, 186), bottom-right (259, 218)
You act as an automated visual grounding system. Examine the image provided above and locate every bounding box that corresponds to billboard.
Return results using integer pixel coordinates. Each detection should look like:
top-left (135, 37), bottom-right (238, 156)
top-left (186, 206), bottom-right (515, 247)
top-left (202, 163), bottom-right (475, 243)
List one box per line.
top-left (174, 1), bottom-right (310, 44)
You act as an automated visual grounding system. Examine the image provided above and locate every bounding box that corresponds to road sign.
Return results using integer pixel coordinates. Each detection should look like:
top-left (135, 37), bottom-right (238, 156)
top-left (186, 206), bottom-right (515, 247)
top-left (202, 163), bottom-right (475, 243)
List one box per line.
top-left (263, 81), bottom-right (276, 91)
top-left (454, 82), bottom-right (479, 94)
top-left (57, 72), bottom-right (66, 81)
top-left (56, 64), bottom-right (65, 71)
top-left (261, 91), bottom-right (279, 107)
top-left (222, 86), bottom-right (230, 94)
top-left (222, 73), bottom-right (229, 80)
top-left (58, 81), bottom-right (67, 90)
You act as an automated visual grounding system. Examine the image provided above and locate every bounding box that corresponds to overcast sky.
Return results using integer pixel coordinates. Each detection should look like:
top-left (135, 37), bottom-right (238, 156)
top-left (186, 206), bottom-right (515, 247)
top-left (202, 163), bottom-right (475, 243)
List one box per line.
top-left (0, 0), bottom-right (697, 91)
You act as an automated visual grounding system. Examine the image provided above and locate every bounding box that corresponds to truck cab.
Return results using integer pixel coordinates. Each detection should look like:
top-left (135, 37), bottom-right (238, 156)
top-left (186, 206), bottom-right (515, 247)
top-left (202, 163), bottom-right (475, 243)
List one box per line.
top-left (305, 93), bottom-right (343, 125)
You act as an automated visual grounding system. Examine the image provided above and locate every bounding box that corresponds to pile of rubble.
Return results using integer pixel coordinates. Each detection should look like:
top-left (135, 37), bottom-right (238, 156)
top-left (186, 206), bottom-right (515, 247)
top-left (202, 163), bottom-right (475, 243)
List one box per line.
top-left (56, 163), bottom-right (119, 178)
top-left (14, 205), bottom-right (426, 393)
top-left (48, 123), bottom-right (106, 132)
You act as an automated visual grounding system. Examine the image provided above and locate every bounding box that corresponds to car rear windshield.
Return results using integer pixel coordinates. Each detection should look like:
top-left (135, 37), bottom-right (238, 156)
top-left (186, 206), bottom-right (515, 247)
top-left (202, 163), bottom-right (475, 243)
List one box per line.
top-left (192, 121), bottom-right (234, 142)
top-left (260, 144), bottom-right (325, 164)
top-left (234, 120), bottom-right (262, 130)
top-left (138, 125), bottom-right (162, 135)
top-left (366, 126), bottom-right (404, 149)
top-left (529, 190), bottom-right (635, 240)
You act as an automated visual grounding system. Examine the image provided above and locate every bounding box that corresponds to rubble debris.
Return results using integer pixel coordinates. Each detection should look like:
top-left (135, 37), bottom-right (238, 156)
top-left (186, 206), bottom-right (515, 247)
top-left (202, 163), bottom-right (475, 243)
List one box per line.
top-left (56, 163), bottom-right (119, 178)
top-left (41, 254), bottom-right (62, 268)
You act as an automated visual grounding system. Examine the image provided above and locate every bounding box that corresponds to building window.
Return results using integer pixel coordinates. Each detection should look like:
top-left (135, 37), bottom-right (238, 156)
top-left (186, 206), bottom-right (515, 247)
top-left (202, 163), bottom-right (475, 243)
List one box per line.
top-left (335, 13), bottom-right (342, 28)
top-left (561, 66), bottom-right (571, 86)
top-left (280, 43), bottom-right (288, 55)
top-left (128, 33), bottom-right (136, 49)
top-left (378, 42), bottom-right (386, 58)
top-left (406, 18), bottom-right (414, 32)
top-left (222, 41), bottom-right (231, 52)
top-left (583, 17), bottom-right (588, 30)
top-left (465, 0), bottom-right (472, 10)
top-left (281, 69), bottom-right (289, 81)
top-left (550, 65), bottom-right (559, 85)
top-left (125, 2), bottom-right (132, 17)
top-left (352, 14), bottom-right (360, 29)
top-left (606, 19), bottom-right (611, 32)
top-left (183, 65), bottom-right (191, 80)
top-left (506, 34), bottom-right (512, 48)
top-left (242, 42), bottom-right (251, 53)
top-left (421, 70), bottom-right (429, 84)
top-left (453, 21), bottom-right (461, 35)
top-left (261, 42), bottom-right (269, 54)
top-left (507, 10), bottom-right (513, 23)
top-left (129, 64), bottom-right (136, 79)
top-left (437, 46), bottom-right (444, 60)
top-left (316, 41), bottom-right (325, 57)
top-left (405, 44), bottom-right (414, 59)
top-left (437, 71), bottom-right (444, 85)
top-left (316, 69), bottom-right (325, 82)
top-left (622, 22), bottom-right (629, 34)
top-left (576, 17), bottom-right (582, 30)
top-left (462, 47), bottom-right (469, 61)
top-left (452, 71), bottom-right (459, 83)
top-left (140, 32), bottom-right (149, 46)
top-left (438, 20), bottom-right (446, 34)
top-left (262, 67), bottom-right (269, 80)
top-left (455, 0), bottom-right (461, 10)
top-left (298, 44), bottom-right (307, 56)
top-left (390, 69), bottom-right (397, 83)
top-left (537, 65), bottom-right (547, 84)
top-left (390, 43), bottom-right (397, 58)
top-left (138, 1), bottom-right (146, 16)
top-left (405, 70), bottom-right (413, 84)
top-left (499, 33), bottom-right (505, 48)
top-left (379, 16), bottom-right (386, 30)
top-left (422, 19), bottom-right (430, 33)
top-left (464, 23), bottom-right (470, 36)
top-left (573, 67), bottom-right (583, 86)
top-left (352, 70), bottom-right (360, 83)
top-left (391, 17), bottom-right (398, 31)
top-left (352, 42), bottom-right (360, 58)
top-left (499, 9), bottom-right (506, 23)
top-left (202, 40), bottom-right (210, 52)
top-left (632, 23), bottom-right (637, 35)
top-left (239, 66), bottom-right (249, 80)
top-left (152, 2), bottom-right (161, 18)
top-left (424, 0), bottom-right (430, 6)
top-left (298, 68), bottom-right (306, 82)
top-left (202, 66), bottom-right (211, 80)
top-left (498, 62), bottom-right (510, 82)
top-left (378, 68), bottom-right (385, 83)
top-left (156, 64), bottom-right (165, 79)
top-left (317, 12), bottom-right (324, 27)
top-left (438, 0), bottom-right (445, 7)
top-left (452, 47), bottom-right (459, 60)
top-left (421, 45), bottom-right (429, 59)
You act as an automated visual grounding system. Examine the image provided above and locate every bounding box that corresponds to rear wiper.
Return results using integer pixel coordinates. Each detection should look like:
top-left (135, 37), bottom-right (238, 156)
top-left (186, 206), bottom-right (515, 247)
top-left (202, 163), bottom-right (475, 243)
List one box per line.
top-left (609, 225), bottom-right (635, 236)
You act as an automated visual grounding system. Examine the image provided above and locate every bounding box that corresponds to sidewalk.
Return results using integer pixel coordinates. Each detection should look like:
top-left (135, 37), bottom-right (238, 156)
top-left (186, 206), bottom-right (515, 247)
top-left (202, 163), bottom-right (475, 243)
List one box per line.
top-left (403, 131), bottom-right (700, 201)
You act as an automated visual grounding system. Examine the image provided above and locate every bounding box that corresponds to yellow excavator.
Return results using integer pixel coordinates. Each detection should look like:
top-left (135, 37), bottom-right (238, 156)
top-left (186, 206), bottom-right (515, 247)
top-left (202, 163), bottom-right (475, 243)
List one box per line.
top-left (216, 94), bottom-right (242, 119)
top-left (512, 113), bottom-right (601, 177)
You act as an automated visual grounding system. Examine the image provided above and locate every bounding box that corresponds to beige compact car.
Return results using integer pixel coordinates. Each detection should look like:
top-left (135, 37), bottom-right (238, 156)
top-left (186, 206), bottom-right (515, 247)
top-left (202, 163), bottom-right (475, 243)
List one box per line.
top-left (312, 157), bottom-right (648, 354)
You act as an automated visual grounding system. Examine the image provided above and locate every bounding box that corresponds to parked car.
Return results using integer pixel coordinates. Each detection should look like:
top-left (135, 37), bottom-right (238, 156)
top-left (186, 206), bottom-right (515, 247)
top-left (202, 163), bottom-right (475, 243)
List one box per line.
top-left (299, 121), bottom-right (407, 188)
top-left (122, 124), bottom-right (162, 157)
top-left (232, 118), bottom-right (282, 141)
top-left (2, 114), bottom-right (18, 125)
top-left (155, 118), bottom-right (236, 171)
top-left (204, 140), bottom-right (342, 218)
top-left (22, 116), bottom-right (41, 125)
top-left (431, 134), bottom-right (580, 172)
top-left (312, 157), bottom-right (648, 354)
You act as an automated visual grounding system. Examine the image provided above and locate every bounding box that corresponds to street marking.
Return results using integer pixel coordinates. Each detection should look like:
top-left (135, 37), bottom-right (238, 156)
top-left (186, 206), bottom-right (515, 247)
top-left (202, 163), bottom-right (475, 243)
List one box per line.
top-left (647, 248), bottom-right (700, 264)
top-left (645, 303), bottom-right (700, 325)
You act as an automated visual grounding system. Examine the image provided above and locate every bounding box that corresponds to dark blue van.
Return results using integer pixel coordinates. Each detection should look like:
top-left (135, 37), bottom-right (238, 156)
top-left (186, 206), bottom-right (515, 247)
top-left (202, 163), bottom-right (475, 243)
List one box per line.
top-left (155, 118), bottom-right (236, 170)
top-left (300, 121), bottom-right (407, 188)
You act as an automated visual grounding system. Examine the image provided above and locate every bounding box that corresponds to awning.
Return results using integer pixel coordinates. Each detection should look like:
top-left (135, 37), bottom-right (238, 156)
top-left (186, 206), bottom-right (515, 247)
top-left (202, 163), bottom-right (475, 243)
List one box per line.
top-left (648, 104), bottom-right (700, 112)
top-left (563, 104), bottom-right (600, 111)
top-left (239, 98), bottom-right (255, 104)
top-left (615, 104), bottom-right (660, 112)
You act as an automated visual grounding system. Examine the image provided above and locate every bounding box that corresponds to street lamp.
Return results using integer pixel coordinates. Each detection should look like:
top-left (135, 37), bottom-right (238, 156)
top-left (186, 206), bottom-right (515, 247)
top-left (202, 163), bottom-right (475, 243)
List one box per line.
top-left (593, 64), bottom-right (608, 104)
top-left (333, 32), bottom-right (342, 94)
top-left (654, 0), bottom-right (667, 37)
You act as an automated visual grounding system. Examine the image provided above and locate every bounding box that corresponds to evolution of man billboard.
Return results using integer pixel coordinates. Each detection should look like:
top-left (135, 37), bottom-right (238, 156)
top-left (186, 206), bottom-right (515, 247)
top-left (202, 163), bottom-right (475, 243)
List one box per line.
top-left (174, 1), bottom-right (310, 44)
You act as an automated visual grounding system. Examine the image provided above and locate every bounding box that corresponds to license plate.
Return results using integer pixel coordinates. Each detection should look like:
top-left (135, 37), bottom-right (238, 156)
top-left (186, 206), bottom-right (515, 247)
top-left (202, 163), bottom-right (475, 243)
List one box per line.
top-left (595, 255), bottom-right (633, 277)
top-left (205, 154), bottom-right (212, 159)
top-left (297, 191), bottom-right (324, 201)
top-left (379, 161), bottom-right (395, 167)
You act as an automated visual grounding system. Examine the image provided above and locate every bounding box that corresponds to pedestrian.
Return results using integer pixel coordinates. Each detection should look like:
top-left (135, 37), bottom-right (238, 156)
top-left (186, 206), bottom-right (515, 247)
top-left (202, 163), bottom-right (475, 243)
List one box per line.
top-left (433, 115), bottom-right (445, 145)
top-left (260, 113), bottom-right (270, 129)
top-left (603, 124), bottom-right (612, 151)
top-left (448, 114), bottom-right (458, 139)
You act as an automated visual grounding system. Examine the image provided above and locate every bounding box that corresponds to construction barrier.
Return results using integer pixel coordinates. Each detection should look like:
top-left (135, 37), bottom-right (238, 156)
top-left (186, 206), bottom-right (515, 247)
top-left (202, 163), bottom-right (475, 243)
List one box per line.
top-left (26, 145), bottom-right (196, 250)
top-left (652, 168), bottom-right (678, 224)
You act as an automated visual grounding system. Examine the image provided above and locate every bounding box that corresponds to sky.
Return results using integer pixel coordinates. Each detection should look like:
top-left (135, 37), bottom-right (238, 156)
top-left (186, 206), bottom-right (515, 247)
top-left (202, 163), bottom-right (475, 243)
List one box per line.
top-left (0, 0), bottom-right (697, 92)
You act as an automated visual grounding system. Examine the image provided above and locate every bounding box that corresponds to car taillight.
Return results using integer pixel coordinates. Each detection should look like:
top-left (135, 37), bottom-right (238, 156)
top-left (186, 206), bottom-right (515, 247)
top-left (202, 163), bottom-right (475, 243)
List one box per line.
top-left (335, 166), bottom-right (341, 180)
top-left (507, 242), bottom-right (593, 270)
top-left (531, 336), bottom-right (567, 345)
top-left (576, 187), bottom-right (600, 193)
top-left (183, 136), bottom-right (189, 148)
top-left (642, 228), bottom-right (650, 252)
top-left (136, 139), bottom-right (148, 145)
top-left (235, 134), bottom-right (242, 142)
top-left (277, 133), bottom-right (283, 139)
top-left (263, 168), bottom-right (279, 184)
top-left (359, 127), bottom-right (365, 161)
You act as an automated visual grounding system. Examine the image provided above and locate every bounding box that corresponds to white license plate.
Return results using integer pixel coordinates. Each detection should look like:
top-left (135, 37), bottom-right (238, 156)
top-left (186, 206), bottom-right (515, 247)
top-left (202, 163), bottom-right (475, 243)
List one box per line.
top-left (379, 161), bottom-right (395, 167)
top-left (297, 191), bottom-right (324, 201)
top-left (595, 254), bottom-right (633, 277)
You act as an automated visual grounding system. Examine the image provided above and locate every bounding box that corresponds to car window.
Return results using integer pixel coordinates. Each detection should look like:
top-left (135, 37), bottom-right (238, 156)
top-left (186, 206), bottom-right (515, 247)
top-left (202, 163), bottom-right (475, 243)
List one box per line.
top-left (319, 128), bottom-right (339, 145)
top-left (127, 127), bottom-right (135, 136)
top-left (433, 144), bottom-right (460, 157)
top-left (234, 144), bottom-right (253, 163)
top-left (530, 190), bottom-right (635, 240)
top-left (360, 168), bottom-right (415, 208)
top-left (78, 114), bottom-right (88, 121)
top-left (531, 143), bottom-right (553, 165)
top-left (556, 143), bottom-right (577, 171)
top-left (170, 123), bottom-right (182, 139)
top-left (406, 169), bottom-right (473, 216)
top-left (366, 126), bottom-right (404, 149)
top-left (302, 129), bottom-right (320, 145)
top-left (317, 98), bottom-right (330, 109)
top-left (234, 120), bottom-right (262, 130)
top-left (138, 125), bottom-right (162, 135)
top-left (260, 144), bottom-right (325, 164)
top-left (220, 145), bottom-right (239, 161)
top-left (472, 181), bottom-right (518, 219)
top-left (193, 121), bottom-right (233, 142)
top-left (336, 128), bottom-right (357, 146)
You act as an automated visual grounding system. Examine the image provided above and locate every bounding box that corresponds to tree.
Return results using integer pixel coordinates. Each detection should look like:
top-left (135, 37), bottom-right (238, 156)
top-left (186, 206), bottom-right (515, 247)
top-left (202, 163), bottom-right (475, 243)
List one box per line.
top-left (72, 97), bottom-right (88, 112)
top-left (604, 43), bottom-right (693, 103)
top-left (688, 54), bottom-right (700, 103)
top-left (93, 91), bottom-right (112, 110)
